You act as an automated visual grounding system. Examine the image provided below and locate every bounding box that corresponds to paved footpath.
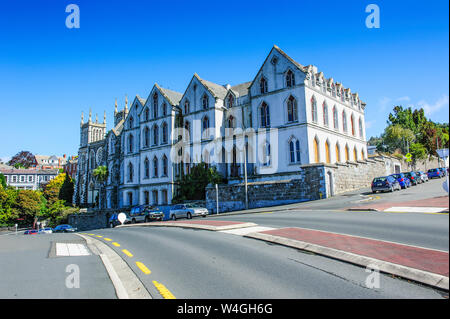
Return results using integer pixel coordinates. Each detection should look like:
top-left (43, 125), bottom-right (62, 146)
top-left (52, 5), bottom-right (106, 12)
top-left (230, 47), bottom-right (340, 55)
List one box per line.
top-left (121, 218), bottom-right (449, 290)
top-left (349, 195), bottom-right (449, 213)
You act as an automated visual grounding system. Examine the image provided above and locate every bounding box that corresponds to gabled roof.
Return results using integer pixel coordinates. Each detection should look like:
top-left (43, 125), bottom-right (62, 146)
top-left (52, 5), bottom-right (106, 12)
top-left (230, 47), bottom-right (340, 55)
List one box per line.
top-left (230, 81), bottom-right (252, 98)
top-left (110, 118), bottom-right (125, 137)
top-left (155, 83), bottom-right (183, 106)
top-left (194, 73), bottom-right (228, 100)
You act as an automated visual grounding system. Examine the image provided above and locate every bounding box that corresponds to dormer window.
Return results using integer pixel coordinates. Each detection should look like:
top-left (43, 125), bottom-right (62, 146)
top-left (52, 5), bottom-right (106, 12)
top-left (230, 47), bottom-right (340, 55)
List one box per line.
top-left (227, 94), bottom-right (234, 108)
top-left (259, 77), bottom-right (268, 94)
top-left (286, 70), bottom-right (295, 88)
top-left (152, 93), bottom-right (158, 118)
top-left (184, 100), bottom-right (190, 114)
top-left (270, 56), bottom-right (278, 65)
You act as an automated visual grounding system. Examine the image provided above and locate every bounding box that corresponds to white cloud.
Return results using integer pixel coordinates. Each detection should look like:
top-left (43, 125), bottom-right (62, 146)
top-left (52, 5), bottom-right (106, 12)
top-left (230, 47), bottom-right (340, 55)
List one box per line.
top-left (416, 95), bottom-right (449, 117)
top-left (396, 96), bottom-right (410, 102)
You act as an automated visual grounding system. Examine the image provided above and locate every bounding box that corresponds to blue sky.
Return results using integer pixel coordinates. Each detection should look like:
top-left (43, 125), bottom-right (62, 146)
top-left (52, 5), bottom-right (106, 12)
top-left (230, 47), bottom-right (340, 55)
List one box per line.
top-left (0, 0), bottom-right (448, 161)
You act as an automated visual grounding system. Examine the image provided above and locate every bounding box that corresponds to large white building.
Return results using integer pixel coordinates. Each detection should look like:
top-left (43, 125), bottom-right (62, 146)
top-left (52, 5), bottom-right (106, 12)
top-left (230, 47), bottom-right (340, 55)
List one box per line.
top-left (74, 46), bottom-right (367, 209)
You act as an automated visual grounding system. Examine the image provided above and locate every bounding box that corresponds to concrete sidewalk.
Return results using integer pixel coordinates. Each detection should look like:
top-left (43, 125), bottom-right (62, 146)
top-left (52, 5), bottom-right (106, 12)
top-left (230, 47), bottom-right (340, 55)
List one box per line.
top-left (245, 227), bottom-right (449, 290)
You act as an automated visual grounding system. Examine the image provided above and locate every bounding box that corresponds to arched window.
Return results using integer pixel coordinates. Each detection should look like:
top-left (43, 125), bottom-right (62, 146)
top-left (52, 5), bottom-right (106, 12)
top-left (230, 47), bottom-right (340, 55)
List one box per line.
top-left (351, 115), bottom-right (355, 136)
top-left (325, 141), bottom-right (331, 164)
top-left (152, 93), bottom-right (158, 118)
top-left (260, 102), bottom-right (270, 128)
top-left (289, 138), bottom-right (301, 163)
top-left (184, 99), bottom-right (190, 114)
top-left (311, 96), bottom-right (318, 123)
top-left (143, 126), bottom-right (150, 148)
top-left (345, 145), bottom-right (350, 161)
top-left (262, 142), bottom-right (271, 166)
top-left (144, 157), bottom-right (149, 179)
top-left (227, 94), bottom-right (234, 108)
top-left (341, 88), bottom-right (345, 102)
top-left (313, 138), bottom-right (320, 163)
top-left (128, 134), bottom-right (134, 153)
top-left (353, 147), bottom-right (358, 161)
top-left (144, 107), bottom-right (149, 121)
top-left (333, 107), bottom-right (339, 129)
top-left (202, 116), bottom-right (209, 134)
top-left (342, 111), bottom-right (347, 133)
top-left (227, 115), bottom-right (235, 128)
top-left (161, 122), bottom-right (168, 144)
top-left (162, 103), bottom-right (167, 116)
top-left (152, 125), bottom-right (159, 146)
top-left (286, 70), bottom-right (295, 87)
top-left (331, 84), bottom-right (336, 97)
top-left (202, 94), bottom-right (209, 109)
top-left (335, 144), bottom-right (341, 162)
top-left (128, 162), bottom-right (133, 182)
top-left (153, 156), bottom-right (158, 177)
top-left (162, 155), bottom-right (168, 176)
top-left (128, 116), bottom-right (133, 129)
top-left (287, 96), bottom-right (298, 123)
top-left (323, 102), bottom-right (329, 126)
top-left (260, 77), bottom-right (268, 94)
top-left (184, 121), bottom-right (191, 141)
top-left (361, 149), bottom-right (365, 160)
top-left (359, 118), bottom-right (363, 138)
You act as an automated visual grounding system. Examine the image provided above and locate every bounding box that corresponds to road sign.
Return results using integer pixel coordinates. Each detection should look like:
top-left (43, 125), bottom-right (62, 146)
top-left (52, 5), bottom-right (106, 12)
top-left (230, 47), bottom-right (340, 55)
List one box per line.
top-left (405, 153), bottom-right (412, 162)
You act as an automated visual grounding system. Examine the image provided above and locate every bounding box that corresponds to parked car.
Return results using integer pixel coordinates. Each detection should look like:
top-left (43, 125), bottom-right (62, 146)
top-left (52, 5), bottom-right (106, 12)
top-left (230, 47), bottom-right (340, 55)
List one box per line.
top-left (390, 173), bottom-right (411, 189)
top-left (129, 205), bottom-right (164, 224)
top-left (403, 171), bottom-right (419, 185)
top-left (427, 168), bottom-right (442, 179)
top-left (415, 171), bottom-right (428, 183)
top-left (24, 229), bottom-right (38, 235)
top-left (109, 212), bottom-right (131, 228)
top-left (438, 167), bottom-right (447, 177)
top-left (38, 227), bottom-right (53, 234)
top-left (169, 204), bottom-right (209, 220)
top-left (53, 224), bottom-right (77, 233)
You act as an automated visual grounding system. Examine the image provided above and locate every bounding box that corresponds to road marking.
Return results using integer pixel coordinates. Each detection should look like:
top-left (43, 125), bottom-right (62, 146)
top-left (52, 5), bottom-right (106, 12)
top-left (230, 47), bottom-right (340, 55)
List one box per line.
top-left (87, 233), bottom-right (95, 236)
top-left (152, 281), bottom-right (176, 299)
top-left (259, 211), bottom-right (273, 214)
top-left (112, 242), bottom-right (121, 247)
top-left (136, 262), bottom-right (151, 275)
top-left (220, 226), bottom-right (276, 236)
top-left (122, 249), bottom-right (133, 257)
top-left (96, 235), bottom-right (103, 238)
top-left (384, 207), bottom-right (447, 213)
top-left (104, 238), bottom-right (112, 241)
top-left (56, 243), bottom-right (90, 256)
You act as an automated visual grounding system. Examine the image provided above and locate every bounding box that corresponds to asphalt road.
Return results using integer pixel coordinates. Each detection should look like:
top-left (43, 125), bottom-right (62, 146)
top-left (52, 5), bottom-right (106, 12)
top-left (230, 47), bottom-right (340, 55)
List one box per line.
top-left (91, 226), bottom-right (445, 299)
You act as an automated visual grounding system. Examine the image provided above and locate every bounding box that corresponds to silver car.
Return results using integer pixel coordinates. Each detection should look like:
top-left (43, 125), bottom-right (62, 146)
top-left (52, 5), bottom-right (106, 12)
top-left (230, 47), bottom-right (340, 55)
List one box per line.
top-left (169, 204), bottom-right (209, 220)
top-left (416, 171), bottom-right (429, 183)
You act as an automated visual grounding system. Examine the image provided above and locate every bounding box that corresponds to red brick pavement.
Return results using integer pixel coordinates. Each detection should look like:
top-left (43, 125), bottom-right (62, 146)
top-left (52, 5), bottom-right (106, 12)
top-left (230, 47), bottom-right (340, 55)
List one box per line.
top-left (260, 227), bottom-right (449, 276)
top-left (163, 220), bottom-right (246, 226)
top-left (352, 195), bottom-right (449, 212)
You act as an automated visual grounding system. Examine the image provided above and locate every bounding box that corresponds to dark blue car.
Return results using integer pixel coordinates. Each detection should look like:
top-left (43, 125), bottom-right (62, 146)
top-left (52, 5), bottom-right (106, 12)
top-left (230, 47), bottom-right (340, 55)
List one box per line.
top-left (403, 171), bottom-right (419, 185)
top-left (427, 168), bottom-right (442, 179)
top-left (371, 176), bottom-right (401, 193)
top-left (390, 173), bottom-right (411, 189)
top-left (53, 224), bottom-right (77, 233)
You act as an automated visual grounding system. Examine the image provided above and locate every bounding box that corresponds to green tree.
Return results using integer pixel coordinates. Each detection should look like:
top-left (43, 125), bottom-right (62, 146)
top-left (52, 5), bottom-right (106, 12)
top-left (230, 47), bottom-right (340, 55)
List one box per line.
top-left (13, 190), bottom-right (42, 225)
top-left (381, 124), bottom-right (415, 153)
top-left (93, 165), bottom-right (108, 185)
top-left (0, 173), bottom-right (6, 189)
top-left (410, 142), bottom-right (427, 164)
top-left (59, 173), bottom-right (74, 204)
top-left (173, 163), bottom-right (223, 202)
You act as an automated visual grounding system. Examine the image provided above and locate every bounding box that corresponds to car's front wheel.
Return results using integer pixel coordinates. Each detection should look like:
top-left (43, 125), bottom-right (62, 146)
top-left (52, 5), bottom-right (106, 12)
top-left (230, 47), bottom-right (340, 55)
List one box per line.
top-left (186, 212), bottom-right (192, 219)
top-left (171, 214), bottom-right (176, 221)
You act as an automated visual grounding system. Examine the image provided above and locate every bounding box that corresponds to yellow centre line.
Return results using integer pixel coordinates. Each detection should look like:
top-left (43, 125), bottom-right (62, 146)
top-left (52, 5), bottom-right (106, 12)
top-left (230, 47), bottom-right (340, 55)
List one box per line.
top-left (136, 261), bottom-right (151, 275)
top-left (95, 235), bottom-right (103, 238)
top-left (112, 242), bottom-right (120, 247)
top-left (122, 249), bottom-right (133, 257)
top-left (153, 280), bottom-right (176, 299)
top-left (87, 234), bottom-right (95, 236)
top-left (103, 238), bottom-right (112, 241)
top-left (260, 211), bottom-right (273, 214)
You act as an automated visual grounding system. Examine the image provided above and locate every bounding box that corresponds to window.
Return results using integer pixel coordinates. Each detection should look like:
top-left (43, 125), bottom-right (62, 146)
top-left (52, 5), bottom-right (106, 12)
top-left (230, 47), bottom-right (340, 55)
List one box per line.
top-left (20, 175), bottom-right (25, 182)
top-left (161, 122), bottom-right (168, 144)
top-left (162, 103), bottom-right (167, 116)
top-left (161, 190), bottom-right (168, 204)
top-left (202, 94), bottom-right (209, 109)
top-left (152, 125), bottom-right (159, 146)
top-left (289, 139), bottom-right (301, 163)
top-left (335, 144), bottom-right (341, 162)
top-left (286, 70), bottom-right (295, 87)
top-left (359, 118), bottom-right (363, 138)
top-left (332, 84), bottom-right (336, 97)
top-left (323, 102), bottom-right (329, 126)
top-left (184, 100), bottom-right (190, 114)
top-left (342, 111), bottom-right (347, 133)
top-left (345, 145), bottom-right (349, 161)
top-left (227, 115), bottom-right (235, 128)
top-left (333, 107), bottom-right (338, 129)
top-left (144, 191), bottom-right (150, 205)
top-left (311, 96), bottom-right (318, 123)
top-left (162, 155), bottom-right (168, 176)
top-left (184, 121), bottom-right (191, 141)
top-left (227, 94), bottom-right (234, 108)
top-left (144, 157), bottom-right (150, 179)
top-left (259, 102), bottom-right (270, 127)
top-left (129, 116), bottom-right (133, 129)
top-left (128, 163), bottom-right (133, 182)
top-left (351, 115), bottom-right (355, 136)
top-left (152, 190), bottom-right (158, 205)
top-left (287, 96), bottom-right (298, 123)
top-left (144, 108), bottom-right (149, 121)
top-left (128, 134), bottom-right (134, 153)
top-left (262, 142), bottom-right (271, 166)
top-left (325, 141), bottom-right (331, 164)
top-left (127, 192), bottom-right (133, 206)
top-left (341, 89), bottom-right (345, 102)
top-left (153, 93), bottom-right (158, 118)
top-left (259, 77), bottom-right (268, 94)
top-left (313, 138), bottom-right (319, 163)
top-left (153, 157), bottom-right (158, 177)
top-left (361, 149), bottom-right (365, 160)
top-left (28, 175), bottom-right (33, 182)
top-left (144, 127), bottom-right (150, 148)
top-left (353, 147), bottom-right (358, 161)
top-left (202, 116), bottom-right (210, 137)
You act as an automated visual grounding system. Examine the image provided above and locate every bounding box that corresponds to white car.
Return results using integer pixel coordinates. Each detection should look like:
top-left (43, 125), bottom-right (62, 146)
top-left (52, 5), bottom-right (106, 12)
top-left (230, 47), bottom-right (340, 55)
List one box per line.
top-left (169, 204), bottom-right (209, 220)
